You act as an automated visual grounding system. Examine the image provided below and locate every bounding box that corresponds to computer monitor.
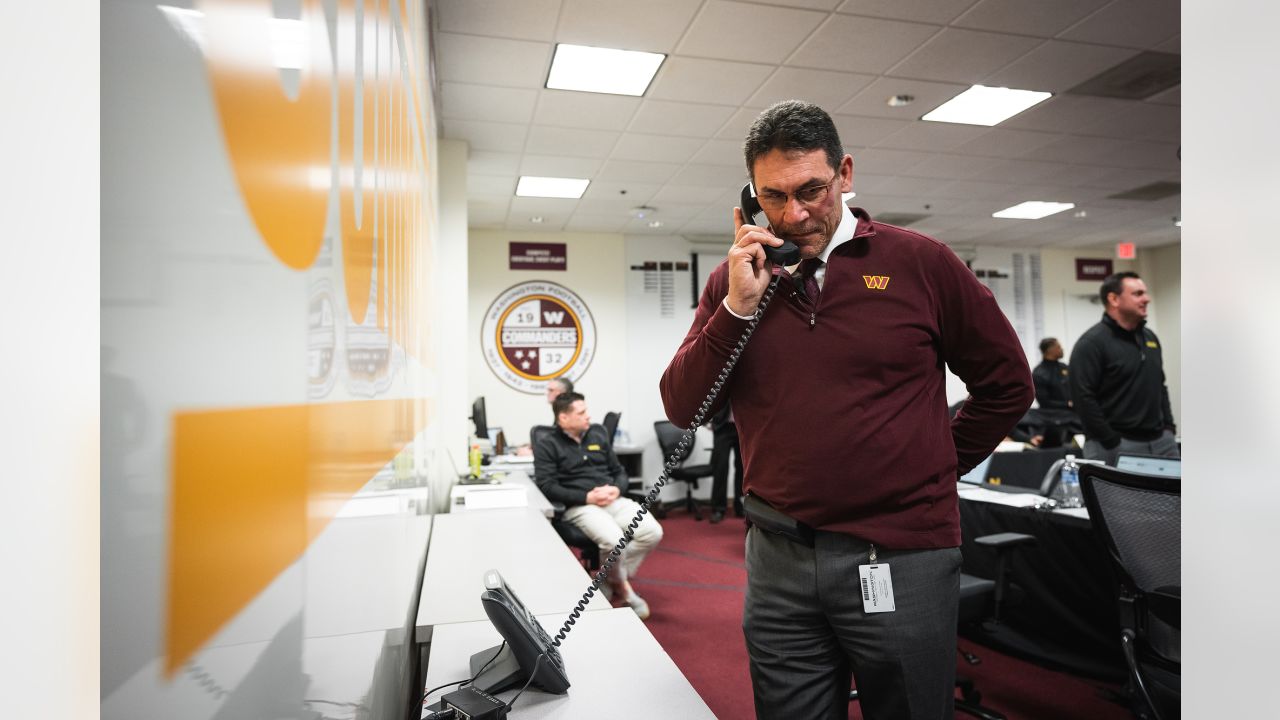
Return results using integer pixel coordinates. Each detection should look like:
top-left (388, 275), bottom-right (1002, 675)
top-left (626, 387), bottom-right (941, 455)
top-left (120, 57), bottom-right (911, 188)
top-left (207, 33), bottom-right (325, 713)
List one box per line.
top-left (1116, 454), bottom-right (1181, 478)
top-left (470, 397), bottom-right (488, 439)
top-left (959, 454), bottom-right (992, 484)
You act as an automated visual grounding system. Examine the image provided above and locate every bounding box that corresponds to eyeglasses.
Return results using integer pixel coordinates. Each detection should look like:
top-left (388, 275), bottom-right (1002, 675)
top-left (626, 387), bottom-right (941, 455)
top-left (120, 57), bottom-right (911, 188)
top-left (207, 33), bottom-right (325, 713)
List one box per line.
top-left (756, 173), bottom-right (839, 212)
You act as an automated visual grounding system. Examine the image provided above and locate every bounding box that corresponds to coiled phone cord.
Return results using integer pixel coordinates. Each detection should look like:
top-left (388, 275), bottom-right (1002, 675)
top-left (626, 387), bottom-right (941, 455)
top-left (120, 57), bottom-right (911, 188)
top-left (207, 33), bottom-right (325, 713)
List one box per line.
top-left (548, 275), bottom-right (782, 650)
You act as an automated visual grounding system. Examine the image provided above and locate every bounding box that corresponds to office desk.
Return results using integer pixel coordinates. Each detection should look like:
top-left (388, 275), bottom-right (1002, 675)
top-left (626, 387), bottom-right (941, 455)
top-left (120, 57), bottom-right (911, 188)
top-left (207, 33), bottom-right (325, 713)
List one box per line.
top-left (422, 608), bottom-right (714, 719)
top-left (416, 508), bottom-right (609, 642)
top-left (958, 485), bottom-right (1125, 680)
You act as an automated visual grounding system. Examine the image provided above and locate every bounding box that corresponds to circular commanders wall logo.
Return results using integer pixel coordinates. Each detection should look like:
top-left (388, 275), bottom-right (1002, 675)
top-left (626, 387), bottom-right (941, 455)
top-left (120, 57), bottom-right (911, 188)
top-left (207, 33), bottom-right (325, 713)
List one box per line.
top-left (481, 281), bottom-right (596, 394)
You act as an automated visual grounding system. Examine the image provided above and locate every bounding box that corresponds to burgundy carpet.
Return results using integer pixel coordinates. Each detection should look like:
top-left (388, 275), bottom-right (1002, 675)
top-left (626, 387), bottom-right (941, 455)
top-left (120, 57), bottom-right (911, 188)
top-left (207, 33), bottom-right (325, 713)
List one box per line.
top-left (613, 510), bottom-right (1133, 720)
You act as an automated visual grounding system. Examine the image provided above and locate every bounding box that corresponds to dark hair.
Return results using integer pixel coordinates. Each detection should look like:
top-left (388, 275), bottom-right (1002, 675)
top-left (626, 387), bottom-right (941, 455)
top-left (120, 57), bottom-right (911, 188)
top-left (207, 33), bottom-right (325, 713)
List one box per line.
top-left (549, 377), bottom-right (574, 394)
top-left (743, 100), bottom-right (843, 181)
top-left (1100, 271), bottom-right (1141, 305)
top-left (552, 391), bottom-right (585, 421)
top-left (1039, 337), bottom-right (1059, 354)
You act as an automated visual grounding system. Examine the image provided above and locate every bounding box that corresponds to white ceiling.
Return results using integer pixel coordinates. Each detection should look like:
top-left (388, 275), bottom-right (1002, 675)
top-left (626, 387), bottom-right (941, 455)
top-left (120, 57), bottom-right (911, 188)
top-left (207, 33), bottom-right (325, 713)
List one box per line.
top-left (434, 0), bottom-right (1180, 248)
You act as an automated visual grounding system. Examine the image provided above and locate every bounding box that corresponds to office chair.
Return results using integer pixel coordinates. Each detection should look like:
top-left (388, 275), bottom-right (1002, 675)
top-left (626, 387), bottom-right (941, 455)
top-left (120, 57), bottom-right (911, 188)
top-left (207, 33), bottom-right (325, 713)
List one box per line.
top-left (652, 420), bottom-right (714, 521)
top-left (1079, 464), bottom-right (1180, 720)
top-left (530, 424), bottom-right (601, 572)
top-left (603, 411), bottom-right (621, 446)
top-left (850, 531), bottom-right (1037, 720)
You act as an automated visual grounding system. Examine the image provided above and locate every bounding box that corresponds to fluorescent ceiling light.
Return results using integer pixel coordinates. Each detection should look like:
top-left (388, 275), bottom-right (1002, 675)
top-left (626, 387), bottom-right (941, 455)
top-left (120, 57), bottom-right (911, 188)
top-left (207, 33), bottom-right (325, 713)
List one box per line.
top-left (993, 201), bottom-right (1075, 220)
top-left (922, 85), bottom-right (1051, 126)
top-left (546, 43), bottom-right (665, 96)
top-left (516, 176), bottom-right (590, 199)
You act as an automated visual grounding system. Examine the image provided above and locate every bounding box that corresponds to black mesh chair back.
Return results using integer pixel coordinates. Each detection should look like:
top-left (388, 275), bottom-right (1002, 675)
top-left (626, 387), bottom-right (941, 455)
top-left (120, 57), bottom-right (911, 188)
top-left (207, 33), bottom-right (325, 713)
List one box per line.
top-left (603, 412), bottom-right (621, 445)
top-left (1079, 463), bottom-right (1180, 719)
top-left (529, 424), bottom-right (555, 448)
top-left (653, 420), bottom-right (713, 520)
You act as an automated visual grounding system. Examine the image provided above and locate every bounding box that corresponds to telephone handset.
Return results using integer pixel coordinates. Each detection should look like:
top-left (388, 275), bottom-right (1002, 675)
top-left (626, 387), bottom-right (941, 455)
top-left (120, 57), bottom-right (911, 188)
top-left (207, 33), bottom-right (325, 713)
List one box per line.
top-left (740, 182), bottom-right (801, 266)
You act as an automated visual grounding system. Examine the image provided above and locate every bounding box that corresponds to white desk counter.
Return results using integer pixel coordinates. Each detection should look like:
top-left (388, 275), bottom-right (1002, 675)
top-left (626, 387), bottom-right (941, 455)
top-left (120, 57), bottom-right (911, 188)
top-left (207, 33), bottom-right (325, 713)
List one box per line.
top-left (422, 608), bottom-right (714, 719)
top-left (450, 469), bottom-right (553, 518)
top-left (416, 507), bottom-right (609, 642)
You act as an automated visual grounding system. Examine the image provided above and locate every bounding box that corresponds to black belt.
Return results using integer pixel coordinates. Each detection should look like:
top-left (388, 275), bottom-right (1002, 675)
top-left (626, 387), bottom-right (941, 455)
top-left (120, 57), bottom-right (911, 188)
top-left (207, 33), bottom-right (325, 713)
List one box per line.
top-left (743, 494), bottom-right (814, 547)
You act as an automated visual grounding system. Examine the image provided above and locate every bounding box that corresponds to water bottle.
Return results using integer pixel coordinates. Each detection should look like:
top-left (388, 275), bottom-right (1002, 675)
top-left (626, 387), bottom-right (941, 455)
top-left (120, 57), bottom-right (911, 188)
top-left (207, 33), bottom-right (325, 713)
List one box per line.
top-left (469, 444), bottom-right (483, 478)
top-left (1059, 454), bottom-right (1082, 508)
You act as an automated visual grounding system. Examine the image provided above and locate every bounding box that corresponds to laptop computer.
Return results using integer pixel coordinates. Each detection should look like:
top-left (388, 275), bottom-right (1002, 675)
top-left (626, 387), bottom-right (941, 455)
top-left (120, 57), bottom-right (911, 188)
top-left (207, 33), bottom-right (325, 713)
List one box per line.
top-left (1116, 454), bottom-right (1181, 478)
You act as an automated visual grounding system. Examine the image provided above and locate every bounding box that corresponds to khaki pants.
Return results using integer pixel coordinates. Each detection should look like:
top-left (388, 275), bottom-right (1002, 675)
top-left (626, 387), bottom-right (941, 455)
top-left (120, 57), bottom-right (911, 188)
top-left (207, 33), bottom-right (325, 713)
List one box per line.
top-left (562, 497), bottom-right (663, 583)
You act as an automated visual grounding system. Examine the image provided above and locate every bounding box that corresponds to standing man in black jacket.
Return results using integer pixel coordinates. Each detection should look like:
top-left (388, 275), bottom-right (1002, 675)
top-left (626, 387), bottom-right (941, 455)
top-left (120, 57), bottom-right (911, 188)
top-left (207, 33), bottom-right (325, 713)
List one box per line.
top-left (534, 392), bottom-right (663, 619)
top-left (1070, 272), bottom-right (1178, 464)
top-left (1032, 337), bottom-right (1083, 445)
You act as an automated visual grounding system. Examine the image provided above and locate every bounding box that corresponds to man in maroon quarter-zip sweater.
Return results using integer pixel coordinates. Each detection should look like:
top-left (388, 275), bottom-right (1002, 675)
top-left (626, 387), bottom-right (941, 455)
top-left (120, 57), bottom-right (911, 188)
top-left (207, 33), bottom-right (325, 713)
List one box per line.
top-left (661, 101), bottom-right (1034, 720)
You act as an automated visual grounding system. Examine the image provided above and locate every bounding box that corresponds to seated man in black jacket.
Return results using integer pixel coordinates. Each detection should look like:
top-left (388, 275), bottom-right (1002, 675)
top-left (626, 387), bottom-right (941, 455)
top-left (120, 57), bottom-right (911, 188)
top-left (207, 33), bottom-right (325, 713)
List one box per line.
top-left (534, 392), bottom-right (663, 619)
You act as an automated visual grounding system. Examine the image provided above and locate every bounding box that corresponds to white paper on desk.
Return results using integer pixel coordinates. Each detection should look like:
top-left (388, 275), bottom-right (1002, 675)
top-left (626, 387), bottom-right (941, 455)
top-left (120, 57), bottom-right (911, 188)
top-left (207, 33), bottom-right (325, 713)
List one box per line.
top-left (960, 487), bottom-right (1044, 507)
top-left (459, 485), bottom-right (528, 510)
top-left (491, 454), bottom-right (534, 464)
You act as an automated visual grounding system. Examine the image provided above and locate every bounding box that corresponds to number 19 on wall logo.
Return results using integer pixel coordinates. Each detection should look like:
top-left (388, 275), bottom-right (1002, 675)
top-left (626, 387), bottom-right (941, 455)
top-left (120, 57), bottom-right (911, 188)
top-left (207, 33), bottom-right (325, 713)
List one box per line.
top-left (481, 281), bottom-right (597, 394)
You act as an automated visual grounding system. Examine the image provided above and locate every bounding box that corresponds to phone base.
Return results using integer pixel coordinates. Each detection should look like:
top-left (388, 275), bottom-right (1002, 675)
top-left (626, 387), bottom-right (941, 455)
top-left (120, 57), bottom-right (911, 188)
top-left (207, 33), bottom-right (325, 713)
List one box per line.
top-left (469, 644), bottom-right (526, 695)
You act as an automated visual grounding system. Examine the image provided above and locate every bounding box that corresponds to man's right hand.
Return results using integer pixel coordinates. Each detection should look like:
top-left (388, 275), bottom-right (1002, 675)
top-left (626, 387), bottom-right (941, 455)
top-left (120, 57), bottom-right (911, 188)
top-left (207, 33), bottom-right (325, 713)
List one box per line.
top-left (727, 207), bottom-right (783, 316)
top-left (586, 486), bottom-right (618, 506)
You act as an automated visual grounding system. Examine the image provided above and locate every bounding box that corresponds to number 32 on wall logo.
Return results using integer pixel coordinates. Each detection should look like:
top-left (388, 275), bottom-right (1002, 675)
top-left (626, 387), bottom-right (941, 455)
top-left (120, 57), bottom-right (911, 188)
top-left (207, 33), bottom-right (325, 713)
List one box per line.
top-left (481, 281), bottom-right (597, 394)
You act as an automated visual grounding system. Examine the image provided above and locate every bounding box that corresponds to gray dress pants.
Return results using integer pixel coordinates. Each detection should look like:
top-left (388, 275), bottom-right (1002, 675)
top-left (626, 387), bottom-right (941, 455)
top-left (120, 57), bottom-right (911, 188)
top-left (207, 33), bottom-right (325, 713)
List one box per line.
top-left (1084, 429), bottom-right (1180, 466)
top-left (743, 526), bottom-right (961, 719)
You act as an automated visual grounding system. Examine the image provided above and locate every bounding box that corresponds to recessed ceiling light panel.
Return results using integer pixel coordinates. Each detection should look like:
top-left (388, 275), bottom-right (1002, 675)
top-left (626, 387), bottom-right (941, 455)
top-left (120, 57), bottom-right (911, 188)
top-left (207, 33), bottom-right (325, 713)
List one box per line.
top-left (546, 43), bottom-right (665, 96)
top-left (992, 201), bottom-right (1075, 220)
top-left (516, 176), bottom-right (590, 199)
top-left (922, 85), bottom-right (1051, 126)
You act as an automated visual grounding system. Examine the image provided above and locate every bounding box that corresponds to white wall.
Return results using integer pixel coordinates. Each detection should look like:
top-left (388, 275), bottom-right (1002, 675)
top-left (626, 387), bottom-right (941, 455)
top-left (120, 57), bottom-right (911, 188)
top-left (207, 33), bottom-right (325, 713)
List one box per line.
top-left (1139, 244), bottom-right (1182, 427)
top-left (467, 231), bottom-right (630, 448)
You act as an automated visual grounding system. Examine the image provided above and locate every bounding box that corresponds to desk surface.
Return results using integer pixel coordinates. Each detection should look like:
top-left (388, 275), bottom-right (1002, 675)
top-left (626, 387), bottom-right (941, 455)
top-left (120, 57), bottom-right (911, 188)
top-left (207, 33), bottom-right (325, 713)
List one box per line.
top-left (451, 470), bottom-right (554, 518)
top-left (416, 508), bottom-right (609, 641)
top-left (422, 608), bottom-right (714, 719)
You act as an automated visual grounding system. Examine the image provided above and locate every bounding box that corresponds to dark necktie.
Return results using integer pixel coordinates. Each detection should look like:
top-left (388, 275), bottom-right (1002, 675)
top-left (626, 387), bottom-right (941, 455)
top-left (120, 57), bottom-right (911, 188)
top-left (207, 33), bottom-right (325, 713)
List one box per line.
top-left (798, 257), bottom-right (823, 302)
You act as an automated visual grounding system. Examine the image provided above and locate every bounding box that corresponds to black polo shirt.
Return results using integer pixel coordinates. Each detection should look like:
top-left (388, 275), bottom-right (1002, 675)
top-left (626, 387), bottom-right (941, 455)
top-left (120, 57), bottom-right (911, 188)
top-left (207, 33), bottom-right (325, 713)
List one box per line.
top-left (533, 423), bottom-right (627, 507)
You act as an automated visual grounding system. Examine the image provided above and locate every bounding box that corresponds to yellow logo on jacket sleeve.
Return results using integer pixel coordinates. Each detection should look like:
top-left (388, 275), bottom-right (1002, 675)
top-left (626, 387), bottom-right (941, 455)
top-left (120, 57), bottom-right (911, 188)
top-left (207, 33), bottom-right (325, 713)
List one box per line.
top-left (1146, 340), bottom-right (1159, 348)
top-left (587, 444), bottom-right (602, 451)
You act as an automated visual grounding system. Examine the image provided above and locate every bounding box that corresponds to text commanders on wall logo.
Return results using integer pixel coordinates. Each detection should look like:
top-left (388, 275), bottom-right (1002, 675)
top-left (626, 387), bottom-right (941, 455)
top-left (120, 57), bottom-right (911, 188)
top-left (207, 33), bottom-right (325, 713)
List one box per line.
top-left (481, 281), bottom-right (597, 394)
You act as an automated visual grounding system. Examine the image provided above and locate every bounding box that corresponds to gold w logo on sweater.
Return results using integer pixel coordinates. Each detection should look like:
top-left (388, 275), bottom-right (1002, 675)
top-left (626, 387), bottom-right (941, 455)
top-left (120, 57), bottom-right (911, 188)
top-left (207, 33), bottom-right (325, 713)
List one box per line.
top-left (862, 275), bottom-right (890, 290)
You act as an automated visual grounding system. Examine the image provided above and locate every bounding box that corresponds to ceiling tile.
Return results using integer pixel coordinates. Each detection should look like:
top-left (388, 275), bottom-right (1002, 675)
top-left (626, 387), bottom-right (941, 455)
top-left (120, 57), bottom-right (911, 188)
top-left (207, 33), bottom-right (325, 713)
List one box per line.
top-left (628, 100), bottom-right (737, 138)
top-left (1000, 94), bottom-right (1135, 133)
top-left (1074, 102), bottom-right (1179, 142)
top-left (556, 0), bottom-right (701, 53)
top-left (437, 0), bottom-right (562, 42)
top-left (580, 180), bottom-right (661, 204)
top-left (952, 0), bottom-right (1111, 37)
top-left (831, 115), bottom-right (910, 147)
top-left (716, 107), bottom-right (767, 139)
top-left (440, 83), bottom-right (539, 122)
top-left (788, 15), bottom-right (940, 75)
top-left (836, 0), bottom-right (978, 24)
top-left (436, 33), bottom-right (552, 88)
top-left (509, 196), bottom-right (579, 216)
top-left (596, 159), bottom-right (682, 184)
top-left (1058, 0), bottom-right (1181, 50)
top-left (677, 1), bottom-right (827, 64)
top-left (670, 163), bottom-right (746, 187)
top-left (761, 0), bottom-right (843, 9)
top-left (980, 41), bottom-right (1138, 93)
top-left (902, 153), bottom-right (1006, 180)
top-left (468, 174), bottom-right (517, 196)
top-left (951, 127), bottom-right (1062, 158)
top-left (524, 125), bottom-right (620, 157)
top-left (532, 90), bottom-right (642, 131)
top-left (969, 159), bottom-right (1068, 184)
top-left (443, 119), bottom-right (528, 153)
top-left (874, 122), bottom-right (989, 152)
top-left (565, 214), bottom-right (630, 232)
top-left (849, 147), bottom-right (933, 175)
top-left (745, 68), bottom-right (877, 110)
top-left (648, 57), bottom-right (775, 105)
top-left (518, 154), bottom-right (603, 178)
top-left (611, 134), bottom-right (707, 163)
top-left (887, 28), bottom-right (1042, 84)
top-left (468, 151), bottom-right (522, 175)
top-left (1145, 85), bottom-right (1179, 106)
top-left (837, 77), bottom-right (967, 118)
top-left (1154, 34), bottom-right (1180, 54)
top-left (651, 184), bottom-right (728, 205)
top-left (688, 139), bottom-right (743, 167)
